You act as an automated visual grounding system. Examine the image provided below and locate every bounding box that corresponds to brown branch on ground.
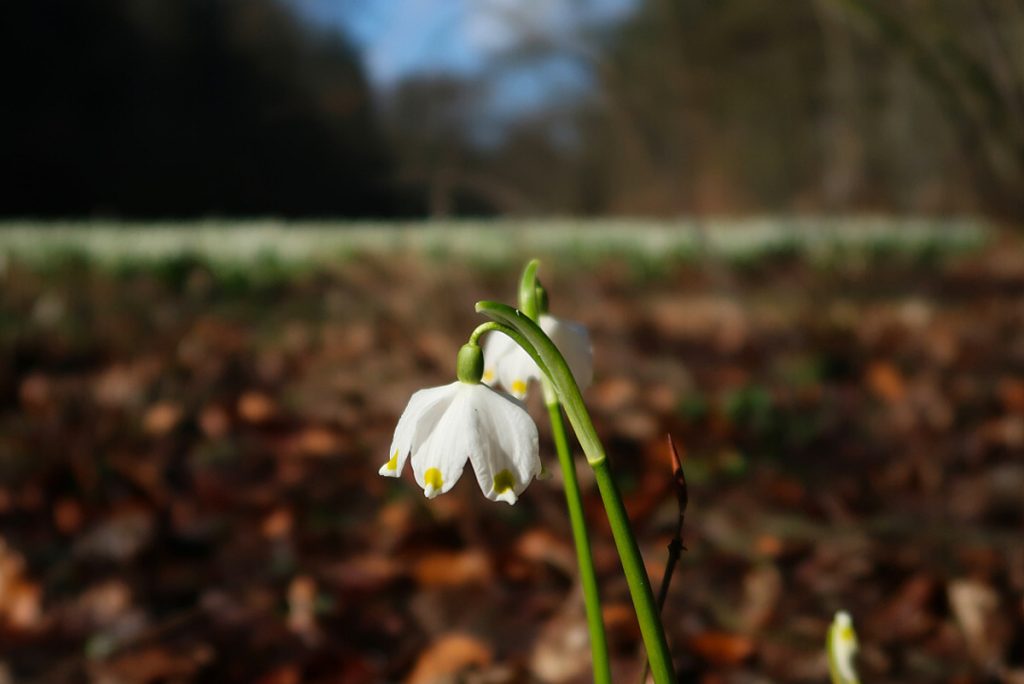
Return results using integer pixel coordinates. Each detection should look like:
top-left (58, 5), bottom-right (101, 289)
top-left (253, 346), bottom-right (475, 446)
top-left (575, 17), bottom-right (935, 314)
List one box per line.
top-left (638, 434), bottom-right (688, 684)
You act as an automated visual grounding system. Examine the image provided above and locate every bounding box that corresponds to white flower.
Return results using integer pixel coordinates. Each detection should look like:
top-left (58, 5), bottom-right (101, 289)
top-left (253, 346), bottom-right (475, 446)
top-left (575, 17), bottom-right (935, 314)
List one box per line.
top-left (482, 314), bottom-right (592, 399)
top-left (827, 611), bottom-right (860, 684)
top-left (379, 381), bottom-right (541, 504)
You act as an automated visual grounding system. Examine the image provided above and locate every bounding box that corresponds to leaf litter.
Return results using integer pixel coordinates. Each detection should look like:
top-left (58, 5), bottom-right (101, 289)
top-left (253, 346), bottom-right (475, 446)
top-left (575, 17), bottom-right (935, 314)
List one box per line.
top-left (0, 247), bottom-right (1022, 682)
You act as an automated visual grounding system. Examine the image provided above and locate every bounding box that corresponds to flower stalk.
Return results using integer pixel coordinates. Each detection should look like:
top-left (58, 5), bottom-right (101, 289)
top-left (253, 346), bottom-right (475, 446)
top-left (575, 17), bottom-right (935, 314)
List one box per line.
top-left (475, 300), bottom-right (676, 684)
top-left (519, 260), bottom-right (611, 684)
top-left (546, 396), bottom-right (612, 684)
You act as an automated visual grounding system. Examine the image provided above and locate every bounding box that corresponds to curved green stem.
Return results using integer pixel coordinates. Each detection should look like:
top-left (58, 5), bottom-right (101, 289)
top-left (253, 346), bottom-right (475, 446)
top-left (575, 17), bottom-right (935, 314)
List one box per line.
top-left (546, 391), bottom-right (612, 684)
top-left (475, 300), bottom-right (676, 684)
top-left (469, 322), bottom-right (536, 360)
top-left (475, 302), bottom-right (606, 465)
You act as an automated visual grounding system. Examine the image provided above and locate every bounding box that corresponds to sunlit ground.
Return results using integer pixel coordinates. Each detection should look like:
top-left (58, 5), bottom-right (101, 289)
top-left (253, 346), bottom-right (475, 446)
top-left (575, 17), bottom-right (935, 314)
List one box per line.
top-left (1, 220), bottom-right (1021, 683)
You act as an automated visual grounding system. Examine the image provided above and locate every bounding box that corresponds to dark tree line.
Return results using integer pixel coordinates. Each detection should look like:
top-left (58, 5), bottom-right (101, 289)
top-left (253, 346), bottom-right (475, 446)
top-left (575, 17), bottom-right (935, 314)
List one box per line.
top-left (0, 0), bottom-right (410, 217)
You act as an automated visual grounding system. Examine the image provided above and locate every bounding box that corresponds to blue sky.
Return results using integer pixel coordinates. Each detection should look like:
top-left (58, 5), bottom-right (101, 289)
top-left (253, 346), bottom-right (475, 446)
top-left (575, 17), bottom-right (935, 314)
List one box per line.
top-left (287, 0), bottom-right (635, 121)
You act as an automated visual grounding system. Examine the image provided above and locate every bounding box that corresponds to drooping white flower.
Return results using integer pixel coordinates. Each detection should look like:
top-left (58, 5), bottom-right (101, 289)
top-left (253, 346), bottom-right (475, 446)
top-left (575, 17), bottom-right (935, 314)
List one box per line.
top-left (827, 611), bottom-right (860, 684)
top-left (482, 314), bottom-right (592, 399)
top-left (379, 381), bottom-right (541, 504)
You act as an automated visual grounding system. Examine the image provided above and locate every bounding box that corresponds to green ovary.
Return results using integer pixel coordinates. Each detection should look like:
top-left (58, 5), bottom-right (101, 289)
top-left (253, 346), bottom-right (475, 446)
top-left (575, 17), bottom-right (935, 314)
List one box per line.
top-left (493, 469), bottom-right (516, 494)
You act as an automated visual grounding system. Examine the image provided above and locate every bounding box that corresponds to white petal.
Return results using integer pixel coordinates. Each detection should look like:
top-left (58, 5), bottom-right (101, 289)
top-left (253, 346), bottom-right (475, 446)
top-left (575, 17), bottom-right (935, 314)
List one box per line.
top-left (380, 382), bottom-right (459, 477)
top-left (496, 344), bottom-right (541, 399)
top-left (481, 330), bottom-right (516, 387)
top-left (410, 385), bottom-right (481, 498)
top-left (467, 385), bottom-right (541, 504)
top-left (541, 314), bottom-right (593, 392)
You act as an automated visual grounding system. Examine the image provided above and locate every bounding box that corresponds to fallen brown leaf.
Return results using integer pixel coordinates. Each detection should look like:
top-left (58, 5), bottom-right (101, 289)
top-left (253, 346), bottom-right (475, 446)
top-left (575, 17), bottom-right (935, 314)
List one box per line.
top-left (89, 644), bottom-right (214, 682)
top-left (949, 579), bottom-right (1011, 671)
top-left (53, 497), bottom-right (84, 535)
top-left (867, 361), bottom-right (906, 404)
top-left (530, 594), bottom-right (590, 683)
top-left (287, 575), bottom-right (320, 643)
top-left (739, 564), bottom-right (781, 633)
top-left (406, 633), bottom-right (492, 684)
top-left (18, 374), bottom-right (51, 411)
top-left (143, 401), bottom-right (182, 435)
top-left (199, 404), bottom-right (231, 438)
top-left (413, 550), bottom-right (492, 588)
top-left (295, 426), bottom-right (340, 457)
top-left (515, 528), bottom-right (575, 575)
top-left (261, 507), bottom-right (293, 540)
top-left (328, 554), bottom-right (404, 592)
top-left (601, 601), bottom-right (640, 645)
top-left (238, 391), bottom-right (277, 424)
top-left (870, 573), bottom-right (936, 642)
top-left (254, 665), bottom-right (301, 684)
top-left (688, 631), bottom-right (755, 666)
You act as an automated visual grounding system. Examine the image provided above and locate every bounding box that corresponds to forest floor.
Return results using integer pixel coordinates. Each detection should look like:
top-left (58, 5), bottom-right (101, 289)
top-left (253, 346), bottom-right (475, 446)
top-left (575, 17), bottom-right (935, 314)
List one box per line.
top-left (0, 222), bottom-right (1022, 683)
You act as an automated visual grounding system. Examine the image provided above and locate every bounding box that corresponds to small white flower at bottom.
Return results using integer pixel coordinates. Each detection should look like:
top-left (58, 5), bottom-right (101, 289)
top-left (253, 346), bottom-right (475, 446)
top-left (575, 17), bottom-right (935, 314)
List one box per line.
top-left (379, 381), bottom-right (540, 504)
top-left (482, 313), bottom-right (592, 400)
top-left (827, 611), bottom-right (860, 684)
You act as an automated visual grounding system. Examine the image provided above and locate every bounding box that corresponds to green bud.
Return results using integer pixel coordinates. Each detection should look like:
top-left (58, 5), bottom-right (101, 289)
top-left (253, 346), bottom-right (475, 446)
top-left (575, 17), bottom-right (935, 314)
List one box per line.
top-left (535, 281), bottom-right (549, 314)
top-left (456, 342), bottom-right (484, 384)
top-left (518, 259), bottom-right (540, 320)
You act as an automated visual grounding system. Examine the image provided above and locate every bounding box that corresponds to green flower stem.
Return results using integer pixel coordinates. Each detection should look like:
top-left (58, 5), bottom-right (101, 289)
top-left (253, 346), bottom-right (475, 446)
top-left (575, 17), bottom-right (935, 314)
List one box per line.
top-left (593, 458), bottom-right (675, 684)
top-left (475, 301), bottom-right (676, 684)
top-left (518, 260), bottom-right (612, 684)
top-left (469, 322), bottom-right (529, 353)
top-left (546, 391), bottom-right (612, 684)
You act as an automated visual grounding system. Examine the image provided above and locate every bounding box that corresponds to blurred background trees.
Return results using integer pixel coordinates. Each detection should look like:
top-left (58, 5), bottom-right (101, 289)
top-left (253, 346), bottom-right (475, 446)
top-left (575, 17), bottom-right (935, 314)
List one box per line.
top-left (2, 0), bottom-right (1022, 220)
top-left (0, 0), bottom-right (400, 217)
